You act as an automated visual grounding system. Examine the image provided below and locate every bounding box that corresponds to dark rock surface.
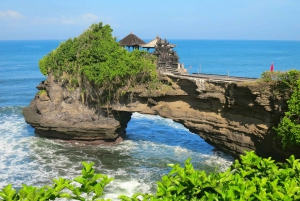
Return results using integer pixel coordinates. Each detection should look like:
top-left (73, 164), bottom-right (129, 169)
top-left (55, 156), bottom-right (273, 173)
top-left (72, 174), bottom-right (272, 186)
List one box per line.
top-left (23, 74), bottom-right (132, 144)
top-left (23, 73), bottom-right (298, 160)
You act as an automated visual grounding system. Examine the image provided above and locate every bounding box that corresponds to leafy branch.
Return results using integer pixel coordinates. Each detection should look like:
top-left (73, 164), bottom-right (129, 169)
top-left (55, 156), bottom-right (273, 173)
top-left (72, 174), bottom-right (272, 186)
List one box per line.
top-left (0, 162), bottom-right (113, 201)
top-left (1, 152), bottom-right (300, 200)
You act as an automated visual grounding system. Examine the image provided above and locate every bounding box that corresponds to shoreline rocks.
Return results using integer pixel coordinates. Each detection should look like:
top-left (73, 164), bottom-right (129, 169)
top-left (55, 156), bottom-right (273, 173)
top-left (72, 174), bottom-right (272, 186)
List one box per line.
top-left (23, 73), bottom-right (299, 160)
top-left (23, 74), bottom-right (132, 145)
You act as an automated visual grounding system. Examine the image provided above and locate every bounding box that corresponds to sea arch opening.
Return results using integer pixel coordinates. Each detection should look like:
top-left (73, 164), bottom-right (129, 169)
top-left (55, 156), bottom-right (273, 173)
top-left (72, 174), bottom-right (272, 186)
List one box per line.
top-left (123, 112), bottom-right (234, 172)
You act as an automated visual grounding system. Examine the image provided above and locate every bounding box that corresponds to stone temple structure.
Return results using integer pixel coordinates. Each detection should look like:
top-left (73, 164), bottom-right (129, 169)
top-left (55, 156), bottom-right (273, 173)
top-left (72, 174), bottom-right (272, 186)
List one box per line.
top-left (120, 34), bottom-right (187, 75)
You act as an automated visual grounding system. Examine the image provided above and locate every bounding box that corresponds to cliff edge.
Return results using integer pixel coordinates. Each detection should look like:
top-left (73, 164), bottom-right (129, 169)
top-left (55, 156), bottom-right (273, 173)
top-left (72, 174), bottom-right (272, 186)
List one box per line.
top-left (23, 73), bottom-right (297, 160)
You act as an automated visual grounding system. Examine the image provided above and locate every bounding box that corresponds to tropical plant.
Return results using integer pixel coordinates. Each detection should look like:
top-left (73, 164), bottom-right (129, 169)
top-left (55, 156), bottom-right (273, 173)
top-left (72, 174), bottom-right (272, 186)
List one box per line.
top-left (0, 162), bottom-right (113, 201)
top-left (119, 151), bottom-right (300, 200)
top-left (38, 22), bottom-right (158, 105)
top-left (1, 152), bottom-right (300, 201)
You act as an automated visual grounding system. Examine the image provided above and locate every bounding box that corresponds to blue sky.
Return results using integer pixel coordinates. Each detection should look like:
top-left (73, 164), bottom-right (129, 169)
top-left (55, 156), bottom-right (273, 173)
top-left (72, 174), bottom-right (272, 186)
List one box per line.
top-left (1, 0), bottom-right (300, 40)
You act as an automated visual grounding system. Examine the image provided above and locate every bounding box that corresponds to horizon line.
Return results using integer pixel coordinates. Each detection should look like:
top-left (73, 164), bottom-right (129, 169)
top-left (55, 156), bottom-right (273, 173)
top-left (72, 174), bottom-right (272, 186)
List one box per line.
top-left (1, 38), bottom-right (300, 42)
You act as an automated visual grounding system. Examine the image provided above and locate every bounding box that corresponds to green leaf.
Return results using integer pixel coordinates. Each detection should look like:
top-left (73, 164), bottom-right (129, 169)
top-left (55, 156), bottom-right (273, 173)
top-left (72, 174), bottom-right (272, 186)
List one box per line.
top-left (58, 192), bottom-right (72, 199)
top-left (177, 185), bottom-right (187, 194)
top-left (74, 176), bottom-right (87, 185)
top-left (166, 186), bottom-right (177, 192)
top-left (243, 185), bottom-right (256, 199)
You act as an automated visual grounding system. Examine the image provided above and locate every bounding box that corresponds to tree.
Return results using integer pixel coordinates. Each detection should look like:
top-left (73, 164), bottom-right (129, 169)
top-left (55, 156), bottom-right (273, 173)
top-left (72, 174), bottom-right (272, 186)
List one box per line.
top-left (38, 22), bottom-right (158, 104)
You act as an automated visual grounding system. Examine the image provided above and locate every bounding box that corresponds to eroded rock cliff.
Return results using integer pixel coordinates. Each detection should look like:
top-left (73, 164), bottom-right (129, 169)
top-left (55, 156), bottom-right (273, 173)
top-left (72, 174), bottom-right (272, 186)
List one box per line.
top-left (23, 73), bottom-right (295, 160)
top-left (23, 74), bottom-right (131, 144)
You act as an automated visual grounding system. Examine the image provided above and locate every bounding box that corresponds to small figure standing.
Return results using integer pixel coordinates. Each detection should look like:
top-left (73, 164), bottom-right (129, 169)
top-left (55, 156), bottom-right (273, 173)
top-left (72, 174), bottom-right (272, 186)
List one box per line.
top-left (270, 62), bottom-right (274, 72)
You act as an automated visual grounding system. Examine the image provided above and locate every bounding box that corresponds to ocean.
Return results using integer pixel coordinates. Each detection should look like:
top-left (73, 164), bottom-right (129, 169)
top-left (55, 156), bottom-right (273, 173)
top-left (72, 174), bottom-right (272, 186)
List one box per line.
top-left (170, 40), bottom-right (300, 78)
top-left (1, 40), bottom-right (300, 199)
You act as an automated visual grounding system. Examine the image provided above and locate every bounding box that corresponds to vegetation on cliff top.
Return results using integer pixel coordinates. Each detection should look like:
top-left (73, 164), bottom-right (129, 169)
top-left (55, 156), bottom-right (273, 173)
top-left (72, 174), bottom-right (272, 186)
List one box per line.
top-left (261, 70), bottom-right (300, 149)
top-left (260, 69), bottom-right (300, 89)
top-left (1, 152), bottom-right (300, 200)
top-left (274, 78), bottom-right (300, 149)
top-left (39, 22), bottom-right (158, 104)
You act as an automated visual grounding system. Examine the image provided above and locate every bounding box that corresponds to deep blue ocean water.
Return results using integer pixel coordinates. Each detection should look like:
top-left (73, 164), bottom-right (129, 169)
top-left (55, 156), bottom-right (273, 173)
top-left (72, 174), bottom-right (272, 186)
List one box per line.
top-left (1, 40), bottom-right (300, 199)
top-left (170, 40), bottom-right (300, 77)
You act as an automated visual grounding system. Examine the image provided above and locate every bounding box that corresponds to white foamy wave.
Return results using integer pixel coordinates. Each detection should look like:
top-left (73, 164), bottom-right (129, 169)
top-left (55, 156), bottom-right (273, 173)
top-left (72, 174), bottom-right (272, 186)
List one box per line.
top-left (0, 106), bottom-right (24, 114)
top-left (174, 146), bottom-right (191, 158)
top-left (109, 139), bottom-right (138, 153)
top-left (0, 107), bottom-right (234, 199)
top-left (0, 111), bottom-right (83, 188)
top-left (103, 179), bottom-right (153, 201)
top-left (0, 117), bottom-right (26, 137)
top-left (0, 115), bottom-right (37, 188)
top-left (132, 112), bottom-right (189, 131)
top-left (200, 152), bottom-right (234, 172)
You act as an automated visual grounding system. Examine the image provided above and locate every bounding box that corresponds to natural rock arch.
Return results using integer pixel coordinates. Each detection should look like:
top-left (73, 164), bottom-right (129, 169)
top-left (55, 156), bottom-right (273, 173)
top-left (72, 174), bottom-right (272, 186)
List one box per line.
top-left (23, 73), bottom-right (294, 160)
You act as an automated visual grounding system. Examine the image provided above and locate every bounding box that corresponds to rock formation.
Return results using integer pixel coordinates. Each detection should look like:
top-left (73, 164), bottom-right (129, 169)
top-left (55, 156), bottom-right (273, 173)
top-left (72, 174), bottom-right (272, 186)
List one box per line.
top-left (23, 74), bottom-right (132, 144)
top-left (23, 73), bottom-right (297, 160)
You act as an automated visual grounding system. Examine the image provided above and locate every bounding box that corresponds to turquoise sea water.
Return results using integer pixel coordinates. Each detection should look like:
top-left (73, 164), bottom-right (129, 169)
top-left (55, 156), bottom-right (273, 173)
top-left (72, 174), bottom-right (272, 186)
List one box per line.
top-left (170, 40), bottom-right (300, 77)
top-left (0, 40), bottom-right (300, 199)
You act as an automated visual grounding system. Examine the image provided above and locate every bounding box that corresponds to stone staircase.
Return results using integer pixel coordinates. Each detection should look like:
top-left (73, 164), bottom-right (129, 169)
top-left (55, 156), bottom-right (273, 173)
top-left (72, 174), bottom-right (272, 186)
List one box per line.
top-left (164, 65), bottom-right (180, 75)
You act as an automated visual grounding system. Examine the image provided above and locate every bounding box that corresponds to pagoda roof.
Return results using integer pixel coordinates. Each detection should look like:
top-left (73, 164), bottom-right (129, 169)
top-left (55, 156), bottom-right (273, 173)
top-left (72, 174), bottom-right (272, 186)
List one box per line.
top-left (140, 35), bottom-right (176, 49)
top-left (119, 32), bottom-right (146, 47)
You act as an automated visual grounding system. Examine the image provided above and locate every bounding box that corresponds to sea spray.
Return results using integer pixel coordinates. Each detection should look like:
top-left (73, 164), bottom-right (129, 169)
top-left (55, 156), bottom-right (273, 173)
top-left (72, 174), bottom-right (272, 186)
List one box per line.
top-left (0, 108), bottom-right (233, 199)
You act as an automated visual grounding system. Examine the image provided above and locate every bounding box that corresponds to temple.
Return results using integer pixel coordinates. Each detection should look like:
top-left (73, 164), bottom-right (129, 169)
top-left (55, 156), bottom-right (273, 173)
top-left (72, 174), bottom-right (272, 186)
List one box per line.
top-left (140, 35), bottom-right (175, 50)
top-left (119, 33), bottom-right (187, 75)
top-left (119, 32), bottom-right (145, 49)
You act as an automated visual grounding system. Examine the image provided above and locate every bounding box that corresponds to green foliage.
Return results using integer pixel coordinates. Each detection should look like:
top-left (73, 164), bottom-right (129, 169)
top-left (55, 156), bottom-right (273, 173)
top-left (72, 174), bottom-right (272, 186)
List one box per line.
top-left (39, 22), bottom-right (158, 104)
top-left (119, 151), bottom-right (300, 201)
top-left (0, 162), bottom-right (113, 201)
top-left (274, 79), bottom-right (300, 148)
top-left (71, 78), bottom-right (79, 87)
top-left (2, 152), bottom-right (300, 200)
top-left (260, 69), bottom-right (300, 89)
top-left (38, 90), bottom-right (47, 96)
top-left (261, 70), bottom-right (300, 148)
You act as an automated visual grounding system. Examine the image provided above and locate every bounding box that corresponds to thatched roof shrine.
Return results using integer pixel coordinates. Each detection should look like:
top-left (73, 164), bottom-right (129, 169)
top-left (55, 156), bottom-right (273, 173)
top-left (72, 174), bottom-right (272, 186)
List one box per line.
top-left (140, 35), bottom-right (176, 50)
top-left (119, 32), bottom-right (146, 49)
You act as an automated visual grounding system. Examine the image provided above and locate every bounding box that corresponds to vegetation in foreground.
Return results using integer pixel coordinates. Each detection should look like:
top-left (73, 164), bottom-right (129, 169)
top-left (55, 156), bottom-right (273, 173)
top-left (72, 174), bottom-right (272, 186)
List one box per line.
top-left (0, 151), bottom-right (299, 200)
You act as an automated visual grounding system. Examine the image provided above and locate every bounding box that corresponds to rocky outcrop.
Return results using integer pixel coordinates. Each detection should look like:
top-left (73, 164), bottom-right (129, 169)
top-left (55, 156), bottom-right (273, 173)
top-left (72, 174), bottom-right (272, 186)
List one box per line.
top-left (23, 73), bottom-right (295, 160)
top-left (23, 74), bottom-right (131, 144)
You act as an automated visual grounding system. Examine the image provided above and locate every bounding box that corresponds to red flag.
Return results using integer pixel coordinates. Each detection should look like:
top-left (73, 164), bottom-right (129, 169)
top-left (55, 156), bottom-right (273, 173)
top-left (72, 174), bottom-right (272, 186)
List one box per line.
top-left (270, 63), bottom-right (274, 72)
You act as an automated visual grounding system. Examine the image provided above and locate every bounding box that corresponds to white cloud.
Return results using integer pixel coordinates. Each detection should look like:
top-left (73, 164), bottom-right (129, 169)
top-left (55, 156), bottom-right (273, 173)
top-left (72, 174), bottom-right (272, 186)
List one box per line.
top-left (61, 13), bottom-right (99, 25)
top-left (80, 13), bottom-right (99, 22)
top-left (0, 9), bottom-right (24, 19)
top-left (28, 13), bottom-right (102, 27)
top-left (61, 16), bottom-right (76, 25)
top-left (31, 17), bottom-right (59, 25)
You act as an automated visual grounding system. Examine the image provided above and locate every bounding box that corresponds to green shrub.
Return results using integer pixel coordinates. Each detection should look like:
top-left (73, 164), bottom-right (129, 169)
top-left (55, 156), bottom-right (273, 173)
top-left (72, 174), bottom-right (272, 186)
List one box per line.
top-left (0, 162), bottom-right (113, 201)
top-left (1, 152), bottom-right (300, 200)
top-left (260, 69), bottom-right (300, 89)
top-left (38, 22), bottom-right (158, 105)
top-left (274, 79), bottom-right (300, 148)
top-left (119, 151), bottom-right (300, 201)
top-left (261, 70), bottom-right (300, 148)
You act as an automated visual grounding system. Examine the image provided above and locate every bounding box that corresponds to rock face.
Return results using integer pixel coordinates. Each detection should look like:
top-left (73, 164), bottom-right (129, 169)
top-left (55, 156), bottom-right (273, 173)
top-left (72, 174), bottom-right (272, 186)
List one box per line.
top-left (23, 74), bottom-right (131, 144)
top-left (23, 73), bottom-right (296, 160)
